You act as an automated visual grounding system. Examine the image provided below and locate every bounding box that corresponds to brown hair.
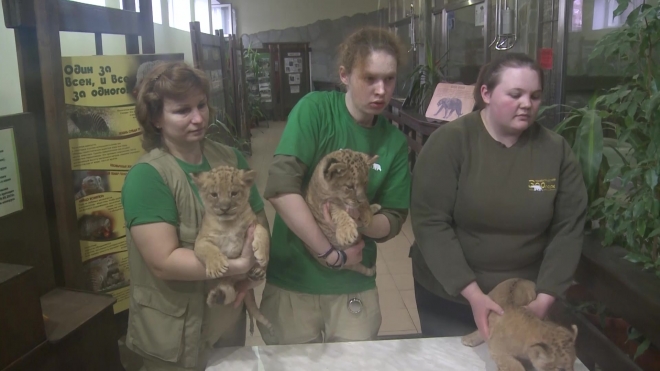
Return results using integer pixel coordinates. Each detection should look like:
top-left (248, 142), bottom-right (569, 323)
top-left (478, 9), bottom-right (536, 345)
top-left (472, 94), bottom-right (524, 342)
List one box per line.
top-left (134, 60), bottom-right (214, 151)
top-left (473, 53), bottom-right (544, 109)
top-left (337, 26), bottom-right (406, 75)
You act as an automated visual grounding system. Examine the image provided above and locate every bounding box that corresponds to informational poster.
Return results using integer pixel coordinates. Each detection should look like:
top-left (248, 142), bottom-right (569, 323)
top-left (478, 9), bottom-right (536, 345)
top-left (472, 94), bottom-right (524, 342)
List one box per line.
top-left (425, 83), bottom-right (476, 122)
top-left (284, 57), bottom-right (303, 73)
top-left (288, 73), bottom-right (301, 84)
top-left (475, 4), bottom-right (485, 27)
top-left (61, 53), bottom-right (183, 313)
top-left (0, 128), bottom-right (23, 218)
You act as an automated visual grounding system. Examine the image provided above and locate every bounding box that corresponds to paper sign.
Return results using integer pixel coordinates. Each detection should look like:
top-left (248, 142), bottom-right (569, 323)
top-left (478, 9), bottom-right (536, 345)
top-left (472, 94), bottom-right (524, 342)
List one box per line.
top-left (290, 85), bottom-right (300, 94)
top-left (475, 4), bottom-right (485, 27)
top-left (425, 83), bottom-right (476, 122)
top-left (539, 48), bottom-right (553, 70)
top-left (0, 128), bottom-right (23, 217)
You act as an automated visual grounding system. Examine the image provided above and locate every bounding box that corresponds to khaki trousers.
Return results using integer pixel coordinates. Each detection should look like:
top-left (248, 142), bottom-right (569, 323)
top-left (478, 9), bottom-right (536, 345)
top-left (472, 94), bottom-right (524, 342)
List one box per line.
top-left (257, 283), bottom-right (382, 345)
top-left (140, 301), bottom-right (246, 371)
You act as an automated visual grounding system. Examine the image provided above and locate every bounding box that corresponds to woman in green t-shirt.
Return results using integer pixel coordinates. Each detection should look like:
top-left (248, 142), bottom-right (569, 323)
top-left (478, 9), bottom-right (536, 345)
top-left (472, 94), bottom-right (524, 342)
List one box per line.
top-left (410, 53), bottom-right (587, 341)
top-left (121, 61), bottom-right (268, 370)
top-left (259, 27), bottom-right (412, 345)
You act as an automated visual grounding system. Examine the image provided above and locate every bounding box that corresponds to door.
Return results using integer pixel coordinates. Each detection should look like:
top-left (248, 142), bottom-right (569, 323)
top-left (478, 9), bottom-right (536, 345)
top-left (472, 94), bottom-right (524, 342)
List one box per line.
top-left (276, 43), bottom-right (311, 118)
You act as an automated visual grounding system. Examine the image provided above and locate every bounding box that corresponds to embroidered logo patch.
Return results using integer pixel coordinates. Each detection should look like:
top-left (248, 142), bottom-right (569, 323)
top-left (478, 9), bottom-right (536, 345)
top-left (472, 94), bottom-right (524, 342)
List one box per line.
top-left (528, 178), bottom-right (556, 192)
top-left (372, 163), bottom-right (382, 172)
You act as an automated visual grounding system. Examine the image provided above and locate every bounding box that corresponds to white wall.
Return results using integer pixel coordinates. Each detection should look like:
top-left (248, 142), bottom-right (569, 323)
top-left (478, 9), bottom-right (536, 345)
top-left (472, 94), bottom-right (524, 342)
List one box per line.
top-left (0, 0), bottom-right (194, 116)
top-left (0, 0), bottom-right (386, 116)
top-left (223, 0), bottom-right (387, 35)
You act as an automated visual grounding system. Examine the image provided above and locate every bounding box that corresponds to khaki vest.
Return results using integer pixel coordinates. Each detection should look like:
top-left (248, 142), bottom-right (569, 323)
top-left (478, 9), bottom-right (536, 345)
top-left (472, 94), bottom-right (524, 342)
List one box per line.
top-left (125, 140), bottom-right (238, 368)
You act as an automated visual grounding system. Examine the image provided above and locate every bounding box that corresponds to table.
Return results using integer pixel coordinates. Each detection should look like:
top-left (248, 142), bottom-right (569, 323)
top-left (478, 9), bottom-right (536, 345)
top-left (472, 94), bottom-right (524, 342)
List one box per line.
top-left (206, 337), bottom-right (590, 370)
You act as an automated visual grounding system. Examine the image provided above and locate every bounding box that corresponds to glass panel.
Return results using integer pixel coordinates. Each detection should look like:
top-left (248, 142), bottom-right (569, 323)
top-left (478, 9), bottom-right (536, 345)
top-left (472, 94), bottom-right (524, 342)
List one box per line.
top-left (564, 0), bottom-right (657, 109)
top-left (446, 3), bottom-right (485, 84)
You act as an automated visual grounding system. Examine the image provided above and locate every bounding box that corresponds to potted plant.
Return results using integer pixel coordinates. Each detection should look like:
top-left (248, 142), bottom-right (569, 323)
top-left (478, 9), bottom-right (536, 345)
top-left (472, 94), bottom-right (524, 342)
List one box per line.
top-left (554, 1), bottom-right (660, 368)
top-left (401, 42), bottom-right (448, 114)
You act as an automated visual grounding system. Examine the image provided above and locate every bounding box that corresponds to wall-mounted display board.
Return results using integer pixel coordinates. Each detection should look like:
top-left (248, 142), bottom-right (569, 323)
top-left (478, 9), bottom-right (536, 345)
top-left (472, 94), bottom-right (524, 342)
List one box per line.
top-left (244, 48), bottom-right (275, 127)
top-left (190, 22), bottom-right (231, 145)
top-left (62, 53), bottom-right (183, 314)
top-left (3, 0), bottom-right (158, 311)
top-left (0, 113), bottom-right (56, 296)
top-left (263, 42), bottom-right (311, 119)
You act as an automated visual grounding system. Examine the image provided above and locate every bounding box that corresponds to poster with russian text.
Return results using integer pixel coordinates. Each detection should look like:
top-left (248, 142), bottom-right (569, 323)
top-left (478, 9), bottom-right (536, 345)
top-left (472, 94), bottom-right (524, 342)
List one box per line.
top-left (62, 53), bottom-right (183, 313)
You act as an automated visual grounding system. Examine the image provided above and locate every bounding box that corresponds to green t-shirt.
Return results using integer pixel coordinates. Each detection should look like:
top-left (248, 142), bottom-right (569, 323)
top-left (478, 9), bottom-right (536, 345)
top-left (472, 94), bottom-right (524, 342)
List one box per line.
top-left (266, 91), bottom-right (411, 295)
top-left (122, 148), bottom-right (264, 229)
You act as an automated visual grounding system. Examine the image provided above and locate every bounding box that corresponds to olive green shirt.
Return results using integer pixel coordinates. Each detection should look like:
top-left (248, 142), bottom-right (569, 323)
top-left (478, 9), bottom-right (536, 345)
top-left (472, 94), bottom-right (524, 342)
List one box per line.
top-left (410, 111), bottom-right (587, 304)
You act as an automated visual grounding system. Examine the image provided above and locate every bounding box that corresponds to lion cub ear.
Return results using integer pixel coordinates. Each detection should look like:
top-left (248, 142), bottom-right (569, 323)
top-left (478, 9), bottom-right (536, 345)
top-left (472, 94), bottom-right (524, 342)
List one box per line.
top-left (528, 342), bottom-right (553, 366)
top-left (323, 159), bottom-right (347, 180)
top-left (571, 324), bottom-right (578, 341)
top-left (240, 169), bottom-right (257, 187)
top-left (365, 154), bottom-right (379, 166)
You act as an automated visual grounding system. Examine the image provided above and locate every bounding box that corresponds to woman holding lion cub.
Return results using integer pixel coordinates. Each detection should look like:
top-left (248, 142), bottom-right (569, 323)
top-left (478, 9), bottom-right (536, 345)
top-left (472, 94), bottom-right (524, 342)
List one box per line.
top-left (121, 61), bottom-right (268, 370)
top-left (260, 26), bottom-right (412, 345)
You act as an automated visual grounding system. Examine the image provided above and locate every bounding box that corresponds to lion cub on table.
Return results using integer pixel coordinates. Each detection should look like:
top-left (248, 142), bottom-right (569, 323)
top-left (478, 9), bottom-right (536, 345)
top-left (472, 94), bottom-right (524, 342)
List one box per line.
top-left (461, 278), bottom-right (578, 371)
top-left (304, 149), bottom-right (381, 276)
top-left (191, 166), bottom-right (272, 334)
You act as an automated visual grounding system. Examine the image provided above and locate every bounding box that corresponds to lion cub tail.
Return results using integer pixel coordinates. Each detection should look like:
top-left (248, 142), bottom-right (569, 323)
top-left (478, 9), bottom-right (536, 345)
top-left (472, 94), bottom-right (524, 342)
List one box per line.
top-left (244, 288), bottom-right (273, 336)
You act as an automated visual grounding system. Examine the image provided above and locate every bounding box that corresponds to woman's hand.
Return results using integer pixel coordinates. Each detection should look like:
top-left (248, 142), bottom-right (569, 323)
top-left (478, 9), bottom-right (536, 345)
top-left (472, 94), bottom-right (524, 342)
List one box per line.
top-left (461, 282), bottom-right (504, 340)
top-left (322, 202), bottom-right (365, 266)
top-left (525, 293), bottom-right (555, 319)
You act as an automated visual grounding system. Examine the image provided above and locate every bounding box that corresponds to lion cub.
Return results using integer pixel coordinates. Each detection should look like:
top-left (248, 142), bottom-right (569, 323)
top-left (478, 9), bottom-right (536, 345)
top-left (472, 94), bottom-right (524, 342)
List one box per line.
top-left (461, 278), bottom-right (578, 371)
top-left (191, 166), bottom-right (272, 334)
top-left (304, 149), bottom-right (381, 276)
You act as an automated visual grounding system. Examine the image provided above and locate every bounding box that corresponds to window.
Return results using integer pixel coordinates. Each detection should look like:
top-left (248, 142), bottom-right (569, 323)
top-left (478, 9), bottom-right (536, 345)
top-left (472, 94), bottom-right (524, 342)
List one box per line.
top-left (211, 3), bottom-right (235, 36)
top-left (572, 0), bottom-right (583, 31)
top-left (592, 0), bottom-right (644, 30)
top-left (119, 0), bottom-right (163, 24)
top-left (70, 0), bottom-right (106, 5)
top-left (169, 0), bottom-right (192, 31)
top-left (194, 0), bottom-right (211, 34)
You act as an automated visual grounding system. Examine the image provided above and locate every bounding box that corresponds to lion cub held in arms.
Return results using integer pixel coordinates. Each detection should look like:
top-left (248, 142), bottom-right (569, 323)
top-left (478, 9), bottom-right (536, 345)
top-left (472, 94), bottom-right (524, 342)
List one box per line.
top-left (191, 166), bottom-right (272, 334)
top-left (461, 278), bottom-right (578, 371)
top-left (304, 149), bottom-right (381, 276)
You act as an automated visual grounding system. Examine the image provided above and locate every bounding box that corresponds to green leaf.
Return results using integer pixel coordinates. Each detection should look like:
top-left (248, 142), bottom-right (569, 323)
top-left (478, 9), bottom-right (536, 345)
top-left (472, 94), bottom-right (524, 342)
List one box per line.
top-left (645, 169), bottom-right (658, 190)
top-left (649, 227), bottom-right (660, 238)
top-left (604, 164), bottom-right (623, 182)
top-left (625, 252), bottom-right (651, 263)
top-left (633, 201), bottom-right (645, 218)
top-left (638, 219), bottom-right (647, 237)
top-left (576, 110), bottom-right (604, 190)
top-left (634, 338), bottom-right (651, 360)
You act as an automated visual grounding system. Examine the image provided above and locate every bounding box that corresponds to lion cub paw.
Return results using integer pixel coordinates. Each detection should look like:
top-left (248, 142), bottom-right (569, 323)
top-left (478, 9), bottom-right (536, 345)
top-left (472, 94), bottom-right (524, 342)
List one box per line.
top-left (205, 255), bottom-right (229, 278)
top-left (247, 266), bottom-right (266, 281)
top-left (461, 331), bottom-right (484, 347)
top-left (370, 204), bottom-right (382, 214)
top-left (336, 223), bottom-right (359, 246)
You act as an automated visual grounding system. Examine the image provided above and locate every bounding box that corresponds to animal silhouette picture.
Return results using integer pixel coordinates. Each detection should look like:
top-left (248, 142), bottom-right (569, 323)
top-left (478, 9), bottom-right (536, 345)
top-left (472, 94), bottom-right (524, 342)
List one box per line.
top-left (434, 97), bottom-right (463, 119)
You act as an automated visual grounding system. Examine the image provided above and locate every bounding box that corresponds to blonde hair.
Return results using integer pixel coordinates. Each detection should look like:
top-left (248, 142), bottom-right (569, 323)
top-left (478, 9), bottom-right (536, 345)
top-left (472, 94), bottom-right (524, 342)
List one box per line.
top-left (134, 61), bottom-right (214, 151)
top-left (337, 26), bottom-right (406, 75)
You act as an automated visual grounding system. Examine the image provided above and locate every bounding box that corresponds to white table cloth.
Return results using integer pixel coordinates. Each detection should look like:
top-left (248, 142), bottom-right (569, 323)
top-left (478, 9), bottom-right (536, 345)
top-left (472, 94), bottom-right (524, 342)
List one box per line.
top-left (206, 336), bottom-right (590, 370)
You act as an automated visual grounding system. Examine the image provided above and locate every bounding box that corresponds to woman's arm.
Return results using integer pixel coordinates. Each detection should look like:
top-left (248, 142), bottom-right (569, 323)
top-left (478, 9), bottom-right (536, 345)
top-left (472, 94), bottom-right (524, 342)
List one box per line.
top-left (410, 126), bottom-right (477, 297)
top-left (130, 222), bottom-right (255, 281)
top-left (410, 125), bottom-right (502, 339)
top-left (529, 139), bottom-right (588, 317)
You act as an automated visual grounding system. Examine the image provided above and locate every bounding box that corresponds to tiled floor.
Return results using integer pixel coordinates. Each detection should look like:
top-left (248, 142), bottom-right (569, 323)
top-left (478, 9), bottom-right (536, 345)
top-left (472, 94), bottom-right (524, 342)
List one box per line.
top-left (244, 120), bottom-right (421, 346)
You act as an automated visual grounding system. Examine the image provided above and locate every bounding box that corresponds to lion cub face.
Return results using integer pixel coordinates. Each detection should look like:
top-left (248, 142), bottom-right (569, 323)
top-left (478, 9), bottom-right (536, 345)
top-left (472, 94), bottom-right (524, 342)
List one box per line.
top-left (321, 149), bottom-right (378, 209)
top-left (191, 166), bottom-right (256, 220)
top-left (528, 324), bottom-right (578, 371)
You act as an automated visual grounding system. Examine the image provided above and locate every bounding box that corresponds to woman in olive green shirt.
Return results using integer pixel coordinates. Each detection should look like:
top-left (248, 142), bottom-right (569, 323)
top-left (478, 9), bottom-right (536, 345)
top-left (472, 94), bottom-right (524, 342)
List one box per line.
top-left (410, 53), bottom-right (587, 340)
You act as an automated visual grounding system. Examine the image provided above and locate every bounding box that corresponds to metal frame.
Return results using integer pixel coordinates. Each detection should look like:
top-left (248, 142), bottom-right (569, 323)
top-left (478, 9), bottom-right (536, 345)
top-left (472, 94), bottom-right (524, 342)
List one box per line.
top-left (554, 0), bottom-right (570, 116)
top-left (433, 0), bottom-right (489, 76)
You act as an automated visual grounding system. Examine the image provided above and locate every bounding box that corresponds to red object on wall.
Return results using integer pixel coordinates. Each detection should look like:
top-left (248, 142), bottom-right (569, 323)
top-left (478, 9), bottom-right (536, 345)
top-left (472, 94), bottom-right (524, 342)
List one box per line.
top-left (539, 48), bottom-right (553, 70)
